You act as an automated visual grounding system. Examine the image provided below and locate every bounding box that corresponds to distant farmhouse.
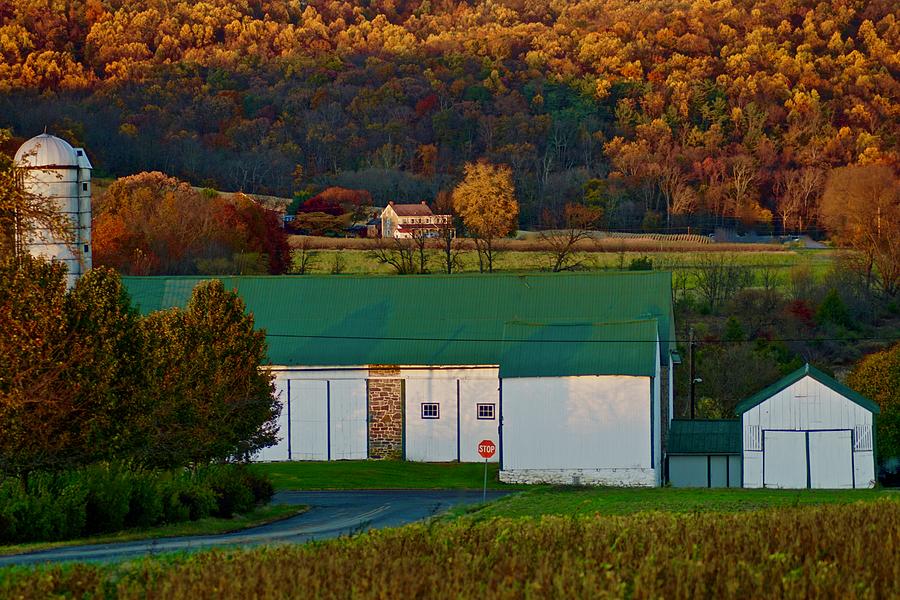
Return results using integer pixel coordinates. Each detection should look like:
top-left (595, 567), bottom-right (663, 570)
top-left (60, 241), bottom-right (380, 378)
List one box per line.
top-left (380, 201), bottom-right (453, 239)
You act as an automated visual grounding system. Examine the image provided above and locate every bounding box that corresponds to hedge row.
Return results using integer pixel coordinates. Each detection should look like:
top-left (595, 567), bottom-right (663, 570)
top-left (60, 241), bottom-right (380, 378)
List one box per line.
top-left (0, 463), bottom-right (273, 544)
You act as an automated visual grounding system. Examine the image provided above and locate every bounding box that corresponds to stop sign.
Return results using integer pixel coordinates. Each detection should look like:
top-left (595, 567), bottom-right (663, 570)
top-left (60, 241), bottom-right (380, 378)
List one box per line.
top-left (478, 439), bottom-right (496, 459)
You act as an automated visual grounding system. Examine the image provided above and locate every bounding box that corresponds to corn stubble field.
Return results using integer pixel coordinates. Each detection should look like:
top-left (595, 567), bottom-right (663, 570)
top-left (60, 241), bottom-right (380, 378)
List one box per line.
top-left (3, 499), bottom-right (898, 599)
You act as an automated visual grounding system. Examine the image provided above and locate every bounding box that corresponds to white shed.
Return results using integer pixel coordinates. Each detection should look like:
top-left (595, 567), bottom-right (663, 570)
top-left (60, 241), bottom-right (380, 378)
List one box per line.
top-left (738, 364), bottom-right (879, 489)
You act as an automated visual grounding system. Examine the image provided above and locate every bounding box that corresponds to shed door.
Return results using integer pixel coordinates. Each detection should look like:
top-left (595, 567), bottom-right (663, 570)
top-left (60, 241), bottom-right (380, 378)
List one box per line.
top-left (809, 431), bottom-right (853, 489)
top-left (291, 380), bottom-right (328, 460)
top-left (328, 380), bottom-right (368, 460)
top-left (763, 431), bottom-right (807, 489)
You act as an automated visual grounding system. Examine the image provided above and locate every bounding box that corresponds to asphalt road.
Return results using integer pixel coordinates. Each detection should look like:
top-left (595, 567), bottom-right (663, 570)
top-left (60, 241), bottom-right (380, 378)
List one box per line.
top-left (0, 490), bottom-right (508, 567)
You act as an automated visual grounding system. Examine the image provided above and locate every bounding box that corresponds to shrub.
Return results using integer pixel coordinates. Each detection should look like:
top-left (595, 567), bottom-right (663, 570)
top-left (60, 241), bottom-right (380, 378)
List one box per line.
top-left (82, 464), bottom-right (133, 534)
top-left (0, 464), bottom-right (272, 544)
top-left (203, 467), bottom-right (257, 518)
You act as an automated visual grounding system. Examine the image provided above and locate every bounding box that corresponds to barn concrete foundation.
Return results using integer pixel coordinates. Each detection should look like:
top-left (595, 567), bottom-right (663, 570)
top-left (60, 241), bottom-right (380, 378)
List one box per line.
top-left (499, 468), bottom-right (657, 487)
top-left (367, 367), bottom-right (403, 459)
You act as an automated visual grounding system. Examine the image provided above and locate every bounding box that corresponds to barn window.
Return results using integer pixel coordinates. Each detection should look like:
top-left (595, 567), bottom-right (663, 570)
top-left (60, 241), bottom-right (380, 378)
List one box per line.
top-left (82, 183), bottom-right (88, 192)
top-left (745, 425), bottom-right (762, 451)
top-left (421, 403), bottom-right (439, 419)
top-left (477, 403), bottom-right (495, 420)
top-left (854, 425), bottom-right (873, 451)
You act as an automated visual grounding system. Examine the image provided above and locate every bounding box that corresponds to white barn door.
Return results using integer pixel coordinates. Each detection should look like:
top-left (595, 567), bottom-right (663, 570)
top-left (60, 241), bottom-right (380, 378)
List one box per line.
top-left (809, 431), bottom-right (853, 489)
top-left (405, 378), bottom-right (457, 461)
top-left (764, 431), bottom-right (807, 488)
top-left (459, 379), bottom-right (500, 463)
top-left (290, 380), bottom-right (328, 460)
top-left (329, 380), bottom-right (368, 460)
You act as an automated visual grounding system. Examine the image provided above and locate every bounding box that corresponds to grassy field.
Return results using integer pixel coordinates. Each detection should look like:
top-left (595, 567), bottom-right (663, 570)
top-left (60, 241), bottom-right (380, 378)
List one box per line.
top-left (249, 460), bottom-right (517, 491)
top-left (3, 499), bottom-right (899, 598)
top-left (451, 486), bottom-right (896, 519)
top-left (0, 504), bottom-right (304, 557)
top-left (291, 242), bottom-right (835, 281)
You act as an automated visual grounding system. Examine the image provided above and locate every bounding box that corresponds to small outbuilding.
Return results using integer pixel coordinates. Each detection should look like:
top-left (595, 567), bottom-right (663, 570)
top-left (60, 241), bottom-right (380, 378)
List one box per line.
top-left (738, 364), bottom-right (879, 489)
top-left (667, 419), bottom-right (741, 488)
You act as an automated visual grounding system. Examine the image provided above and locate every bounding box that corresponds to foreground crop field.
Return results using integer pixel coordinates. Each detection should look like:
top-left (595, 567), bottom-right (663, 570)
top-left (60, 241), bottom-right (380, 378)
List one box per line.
top-left (3, 499), bottom-right (899, 599)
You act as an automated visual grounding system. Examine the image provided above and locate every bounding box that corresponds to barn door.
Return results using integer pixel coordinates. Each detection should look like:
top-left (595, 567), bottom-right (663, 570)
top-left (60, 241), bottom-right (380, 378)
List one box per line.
top-left (809, 431), bottom-right (853, 489)
top-left (763, 431), bottom-right (807, 489)
top-left (290, 380), bottom-right (328, 460)
top-left (328, 380), bottom-right (368, 460)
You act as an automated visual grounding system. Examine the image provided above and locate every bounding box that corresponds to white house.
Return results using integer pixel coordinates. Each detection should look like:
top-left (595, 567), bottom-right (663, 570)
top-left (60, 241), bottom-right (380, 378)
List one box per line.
top-left (380, 201), bottom-right (453, 239)
top-left (124, 272), bottom-right (677, 486)
top-left (738, 364), bottom-right (879, 489)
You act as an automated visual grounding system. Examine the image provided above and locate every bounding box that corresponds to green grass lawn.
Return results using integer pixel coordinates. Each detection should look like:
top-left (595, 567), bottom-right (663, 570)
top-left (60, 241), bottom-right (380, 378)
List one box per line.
top-left (0, 503), bottom-right (304, 557)
top-left (451, 486), bottom-right (897, 519)
top-left (250, 460), bottom-right (521, 491)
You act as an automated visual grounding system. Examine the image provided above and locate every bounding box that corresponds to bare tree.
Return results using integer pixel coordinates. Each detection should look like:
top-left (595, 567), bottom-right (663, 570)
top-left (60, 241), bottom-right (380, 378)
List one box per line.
top-left (540, 203), bottom-right (602, 272)
top-left (293, 237), bottom-right (317, 274)
top-left (371, 237), bottom-right (417, 274)
top-left (775, 167), bottom-right (824, 233)
top-left (434, 191), bottom-right (461, 274)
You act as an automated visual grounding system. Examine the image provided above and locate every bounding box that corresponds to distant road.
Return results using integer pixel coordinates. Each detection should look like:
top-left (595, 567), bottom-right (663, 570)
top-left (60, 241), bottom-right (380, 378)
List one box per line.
top-left (0, 490), bottom-right (508, 567)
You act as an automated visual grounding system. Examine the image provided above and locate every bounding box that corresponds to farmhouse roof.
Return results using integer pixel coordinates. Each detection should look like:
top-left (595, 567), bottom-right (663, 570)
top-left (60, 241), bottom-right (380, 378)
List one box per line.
top-left (734, 363), bottom-right (880, 415)
top-left (123, 271), bottom-right (675, 377)
top-left (388, 201), bottom-right (433, 216)
top-left (667, 419), bottom-right (741, 454)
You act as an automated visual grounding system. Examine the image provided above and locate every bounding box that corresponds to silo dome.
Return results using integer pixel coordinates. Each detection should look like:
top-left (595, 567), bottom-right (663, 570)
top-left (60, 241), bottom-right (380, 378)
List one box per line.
top-left (14, 133), bottom-right (79, 168)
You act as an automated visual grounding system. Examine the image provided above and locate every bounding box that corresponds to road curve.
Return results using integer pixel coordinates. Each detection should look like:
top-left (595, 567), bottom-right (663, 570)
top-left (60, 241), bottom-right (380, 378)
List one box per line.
top-left (0, 490), bottom-right (509, 567)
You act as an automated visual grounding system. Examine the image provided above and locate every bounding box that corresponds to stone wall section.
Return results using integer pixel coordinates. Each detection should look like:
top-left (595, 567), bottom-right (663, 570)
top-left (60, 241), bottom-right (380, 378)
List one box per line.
top-left (499, 468), bottom-right (656, 486)
top-left (368, 366), bottom-right (403, 459)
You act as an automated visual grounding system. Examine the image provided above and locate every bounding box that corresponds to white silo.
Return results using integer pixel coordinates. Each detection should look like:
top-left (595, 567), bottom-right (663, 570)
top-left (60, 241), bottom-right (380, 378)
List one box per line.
top-left (13, 133), bottom-right (92, 288)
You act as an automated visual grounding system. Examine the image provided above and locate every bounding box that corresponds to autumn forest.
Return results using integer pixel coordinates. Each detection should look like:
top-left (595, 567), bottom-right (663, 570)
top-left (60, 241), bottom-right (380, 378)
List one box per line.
top-left (0, 0), bottom-right (897, 230)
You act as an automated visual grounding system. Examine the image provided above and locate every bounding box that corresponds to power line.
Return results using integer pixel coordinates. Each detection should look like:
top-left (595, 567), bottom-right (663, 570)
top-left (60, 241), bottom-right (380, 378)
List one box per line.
top-left (263, 332), bottom-right (900, 344)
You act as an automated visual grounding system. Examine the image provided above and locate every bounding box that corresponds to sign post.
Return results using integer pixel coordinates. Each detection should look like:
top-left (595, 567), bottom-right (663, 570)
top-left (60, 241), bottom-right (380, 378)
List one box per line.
top-left (478, 439), bottom-right (496, 503)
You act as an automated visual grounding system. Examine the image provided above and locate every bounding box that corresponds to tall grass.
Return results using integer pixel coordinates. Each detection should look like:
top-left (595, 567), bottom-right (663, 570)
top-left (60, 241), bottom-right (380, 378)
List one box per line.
top-left (3, 499), bottom-right (898, 598)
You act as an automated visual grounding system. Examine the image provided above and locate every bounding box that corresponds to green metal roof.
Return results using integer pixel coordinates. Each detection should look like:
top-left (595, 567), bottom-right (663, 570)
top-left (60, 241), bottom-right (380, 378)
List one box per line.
top-left (123, 272), bottom-right (674, 377)
top-left (734, 363), bottom-right (880, 415)
top-left (499, 320), bottom-right (659, 378)
top-left (667, 419), bottom-right (741, 454)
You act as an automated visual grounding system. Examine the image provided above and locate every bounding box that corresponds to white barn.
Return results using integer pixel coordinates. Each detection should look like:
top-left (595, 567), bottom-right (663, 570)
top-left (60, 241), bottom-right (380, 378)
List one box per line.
top-left (125, 272), bottom-right (676, 486)
top-left (737, 364), bottom-right (879, 489)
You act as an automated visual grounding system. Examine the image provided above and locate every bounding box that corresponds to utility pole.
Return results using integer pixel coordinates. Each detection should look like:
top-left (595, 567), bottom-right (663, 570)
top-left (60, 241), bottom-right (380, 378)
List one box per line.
top-left (689, 328), bottom-right (695, 419)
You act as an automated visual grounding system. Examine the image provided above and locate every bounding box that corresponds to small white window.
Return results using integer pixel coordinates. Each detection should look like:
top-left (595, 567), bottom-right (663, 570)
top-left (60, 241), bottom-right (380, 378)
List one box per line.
top-left (76, 150), bottom-right (83, 156)
top-left (421, 403), bottom-right (439, 419)
top-left (477, 403), bottom-right (495, 420)
top-left (854, 425), bottom-right (873, 451)
top-left (82, 183), bottom-right (88, 192)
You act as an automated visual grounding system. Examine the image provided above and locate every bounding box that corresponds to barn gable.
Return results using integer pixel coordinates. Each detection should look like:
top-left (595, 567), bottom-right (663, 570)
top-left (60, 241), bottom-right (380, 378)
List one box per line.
top-left (737, 364), bottom-right (879, 489)
top-left (735, 364), bottom-right (880, 416)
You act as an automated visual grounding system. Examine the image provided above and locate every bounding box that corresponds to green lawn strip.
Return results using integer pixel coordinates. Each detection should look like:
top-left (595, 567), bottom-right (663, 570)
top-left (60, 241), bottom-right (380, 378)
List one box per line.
top-left (0, 503), bottom-right (305, 557)
top-left (249, 460), bottom-right (526, 491)
top-left (295, 248), bottom-right (834, 280)
top-left (449, 486), bottom-right (897, 519)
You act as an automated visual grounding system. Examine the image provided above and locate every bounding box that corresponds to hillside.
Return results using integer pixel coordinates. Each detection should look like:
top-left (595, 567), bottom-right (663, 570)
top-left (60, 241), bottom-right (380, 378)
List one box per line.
top-left (1, 0), bottom-right (897, 229)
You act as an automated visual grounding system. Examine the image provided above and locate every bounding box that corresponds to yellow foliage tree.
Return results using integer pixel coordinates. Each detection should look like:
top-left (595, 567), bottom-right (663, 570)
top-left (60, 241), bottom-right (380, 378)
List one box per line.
top-left (451, 161), bottom-right (519, 272)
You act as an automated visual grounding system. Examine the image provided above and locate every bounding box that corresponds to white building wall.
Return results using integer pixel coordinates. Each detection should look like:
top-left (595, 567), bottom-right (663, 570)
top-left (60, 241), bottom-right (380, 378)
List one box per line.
top-left (254, 367), bottom-right (369, 462)
top-left (401, 368), bottom-right (499, 462)
top-left (742, 376), bottom-right (876, 488)
top-left (500, 375), bottom-right (655, 486)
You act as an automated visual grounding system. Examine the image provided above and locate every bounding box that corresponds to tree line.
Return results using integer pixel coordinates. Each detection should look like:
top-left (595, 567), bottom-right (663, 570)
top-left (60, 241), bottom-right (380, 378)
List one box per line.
top-left (0, 0), bottom-right (896, 230)
top-left (0, 255), bottom-right (279, 479)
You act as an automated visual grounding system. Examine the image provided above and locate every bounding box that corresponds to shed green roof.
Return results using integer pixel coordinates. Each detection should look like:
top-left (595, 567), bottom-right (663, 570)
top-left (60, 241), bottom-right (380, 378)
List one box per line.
top-left (734, 363), bottom-right (880, 415)
top-left (667, 419), bottom-right (741, 454)
top-left (123, 272), bottom-right (674, 377)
